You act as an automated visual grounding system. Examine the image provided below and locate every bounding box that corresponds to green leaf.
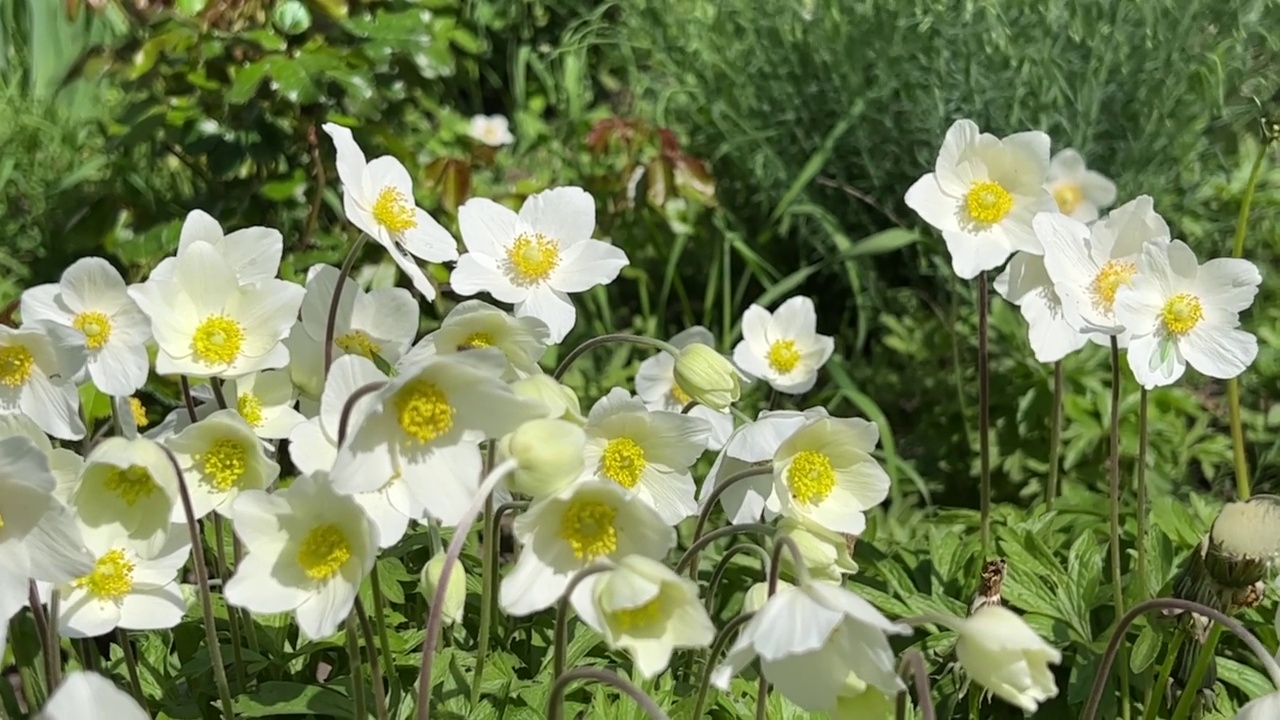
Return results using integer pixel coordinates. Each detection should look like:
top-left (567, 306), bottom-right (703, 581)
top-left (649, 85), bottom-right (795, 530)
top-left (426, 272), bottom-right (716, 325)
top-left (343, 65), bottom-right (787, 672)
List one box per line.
top-left (231, 682), bottom-right (354, 717)
top-left (78, 382), bottom-right (112, 425)
top-left (845, 228), bottom-right (921, 258)
top-left (1130, 622), bottom-right (1160, 675)
top-left (1217, 657), bottom-right (1273, 699)
top-left (226, 61), bottom-right (269, 105)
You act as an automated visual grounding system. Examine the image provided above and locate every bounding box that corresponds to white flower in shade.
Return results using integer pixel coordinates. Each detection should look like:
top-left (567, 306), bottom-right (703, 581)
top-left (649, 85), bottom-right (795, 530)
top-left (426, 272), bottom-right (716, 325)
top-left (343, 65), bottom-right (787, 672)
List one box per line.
top-left (700, 408), bottom-right (828, 525)
top-left (322, 122), bottom-right (459, 300)
top-left (954, 605), bottom-right (1062, 712)
top-left (993, 253), bottom-right (1087, 363)
top-left (904, 119), bottom-right (1055, 279)
top-left (581, 387), bottom-right (710, 525)
top-left (1238, 693), bottom-right (1280, 720)
top-left (1113, 240), bottom-right (1261, 388)
top-left (217, 370), bottom-right (306, 440)
top-left (299, 264), bottom-right (418, 368)
top-left (330, 353), bottom-right (544, 526)
top-left (571, 554), bottom-right (715, 679)
top-left (0, 324), bottom-right (85, 440)
top-left (35, 671), bottom-right (149, 720)
top-left (20, 257), bottom-right (151, 397)
top-left (288, 355), bottom-right (421, 549)
top-left (772, 416), bottom-right (891, 535)
top-left (164, 409), bottom-right (280, 519)
top-left (399, 300), bottom-right (549, 380)
top-left (52, 526), bottom-right (189, 637)
top-left (733, 296), bottom-right (834, 394)
top-left (499, 417), bottom-right (587, 499)
top-left (451, 187), bottom-right (630, 343)
top-left (777, 516), bottom-right (859, 583)
top-left (0, 414), bottom-right (84, 495)
top-left (510, 374), bottom-right (586, 425)
top-left (113, 396), bottom-right (151, 439)
top-left (636, 326), bottom-right (735, 451)
top-left (128, 241), bottom-right (303, 379)
top-left (1045, 149), bottom-right (1117, 224)
top-left (69, 437), bottom-right (179, 556)
top-left (283, 321), bottom-right (325, 401)
top-left (468, 114), bottom-right (515, 147)
top-left (224, 474), bottom-right (377, 641)
top-left (499, 480), bottom-right (675, 617)
top-left (712, 579), bottom-right (909, 711)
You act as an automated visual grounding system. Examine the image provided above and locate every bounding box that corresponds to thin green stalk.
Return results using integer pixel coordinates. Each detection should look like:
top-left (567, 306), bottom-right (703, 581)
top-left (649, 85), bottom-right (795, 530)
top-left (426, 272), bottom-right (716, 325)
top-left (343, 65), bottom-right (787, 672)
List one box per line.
top-left (118, 628), bottom-right (148, 714)
top-left (1170, 626), bottom-right (1223, 720)
top-left (548, 667), bottom-right (670, 720)
top-left (1227, 145), bottom-right (1267, 500)
top-left (681, 466), bottom-right (775, 579)
top-left (977, 271), bottom-right (992, 552)
top-left (345, 615), bottom-right (367, 720)
top-left (691, 613), bottom-right (755, 719)
top-left (470, 492), bottom-right (496, 708)
top-left (675, 524), bottom-right (777, 575)
top-left (1107, 338), bottom-right (1131, 719)
top-left (76, 638), bottom-right (96, 673)
top-left (324, 234), bottom-right (369, 373)
top-left (553, 565), bottom-right (612, 681)
top-left (353, 599), bottom-right (387, 720)
top-left (1045, 360), bottom-right (1064, 508)
top-left (1136, 388), bottom-right (1150, 599)
top-left (27, 583), bottom-right (57, 694)
top-left (1141, 630), bottom-right (1185, 720)
top-left (213, 519), bottom-right (247, 692)
top-left (368, 564), bottom-right (398, 711)
top-left (552, 333), bottom-right (679, 381)
top-left (232, 538), bottom-right (259, 656)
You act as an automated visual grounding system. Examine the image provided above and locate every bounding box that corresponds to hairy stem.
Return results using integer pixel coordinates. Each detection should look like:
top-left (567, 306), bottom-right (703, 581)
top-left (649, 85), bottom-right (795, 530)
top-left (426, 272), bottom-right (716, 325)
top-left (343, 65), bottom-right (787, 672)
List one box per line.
top-left (552, 333), bottom-right (679, 381)
top-left (1107, 338), bottom-right (1131, 719)
top-left (1136, 388), bottom-right (1150, 598)
top-left (682, 466), bottom-right (774, 579)
top-left (345, 615), bottom-right (367, 720)
top-left (354, 598), bottom-right (387, 720)
top-left (977, 271), bottom-right (992, 552)
top-left (691, 612), bottom-right (755, 719)
top-left (118, 628), bottom-right (148, 714)
top-left (1045, 360), bottom-right (1064, 508)
top-left (675, 524), bottom-right (776, 575)
top-left (548, 667), bottom-right (671, 720)
top-left (324, 234), bottom-right (369, 374)
top-left (895, 649), bottom-right (937, 720)
top-left (1170, 625), bottom-right (1223, 720)
top-left (1228, 144), bottom-right (1267, 500)
top-left (553, 565), bottom-right (613, 681)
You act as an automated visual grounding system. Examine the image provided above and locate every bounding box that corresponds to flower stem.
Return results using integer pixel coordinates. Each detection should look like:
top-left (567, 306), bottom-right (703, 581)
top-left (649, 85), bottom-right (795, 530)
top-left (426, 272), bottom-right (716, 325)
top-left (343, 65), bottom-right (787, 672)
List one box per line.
top-left (179, 376), bottom-right (199, 424)
top-left (1169, 625), bottom-right (1223, 720)
top-left (1141, 629), bottom-right (1185, 720)
top-left (214, 519), bottom-right (247, 692)
top-left (367, 564), bottom-right (398, 712)
top-left (470, 450), bottom-right (497, 709)
top-left (324, 234), bottom-right (369, 374)
top-left (336, 381), bottom-right (388, 445)
top-left (691, 612), bottom-right (755, 719)
top-left (755, 536), bottom-right (808, 720)
top-left (345, 615), bottom-right (367, 720)
top-left (1135, 388), bottom-right (1150, 599)
top-left (354, 598), bottom-right (387, 720)
top-left (1045, 360), bottom-right (1064, 509)
top-left (704, 544), bottom-right (771, 613)
top-left (548, 667), bottom-right (670, 720)
top-left (118, 628), bottom-right (148, 713)
top-left (552, 333), bottom-right (679, 381)
top-left (894, 649), bottom-right (937, 720)
top-left (27, 583), bottom-right (57, 695)
top-left (682, 466), bottom-right (774, 579)
top-left (1226, 146), bottom-right (1266, 500)
top-left (675, 523), bottom-right (777, 575)
top-left (553, 565), bottom-right (613, 682)
top-left (977, 271), bottom-right (992, 552)
top-left (1106, 338), bottom-right (1131, 720)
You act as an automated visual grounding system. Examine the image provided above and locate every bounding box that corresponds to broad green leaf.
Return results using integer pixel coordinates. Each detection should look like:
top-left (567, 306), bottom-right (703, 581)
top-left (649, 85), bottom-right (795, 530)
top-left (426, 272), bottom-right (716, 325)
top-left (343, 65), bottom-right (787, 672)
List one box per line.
top-left (846, 227), bottom-right (921, 258)
top-left (1217, 657), bottom-right (1273, 700)
top-left (231, 682), bottom-right (353, 717)
top-left (1130, 622), bottom-right (1160, 675)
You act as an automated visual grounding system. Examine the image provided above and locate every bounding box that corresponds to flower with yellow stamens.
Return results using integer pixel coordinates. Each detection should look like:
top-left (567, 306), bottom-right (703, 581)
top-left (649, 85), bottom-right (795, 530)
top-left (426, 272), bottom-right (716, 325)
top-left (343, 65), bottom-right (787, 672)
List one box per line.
top-left (636, 326), bottom-right (736, 451)
top-left (733, 296), bottom-right (834, 394)
top-left (772, 416), bottom-right (891, 535)
top-left (298, 264), bottom-right (418, 369)
top-left (69, 437), bottom-right (180, 556)
top-left (163, 409), bottom-right (279, 519)
top-left (0, 324), bottom-right (84, 440)
top-left (400, 300), bottom-right (549, 380)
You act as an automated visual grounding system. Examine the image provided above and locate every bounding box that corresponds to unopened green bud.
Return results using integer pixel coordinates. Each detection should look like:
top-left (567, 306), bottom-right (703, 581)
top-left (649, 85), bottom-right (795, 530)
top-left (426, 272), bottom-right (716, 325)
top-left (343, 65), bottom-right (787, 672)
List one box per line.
top-left (419, 554), bottom-right (466, 626)
top-left (500, 418), bottom-right (586, 498)
top-left (510, 374), bottom-right (586, 426)
top-left (672, 343), bottom-right (742, 411)
top-left (777, 517), bottom-right (859, 582)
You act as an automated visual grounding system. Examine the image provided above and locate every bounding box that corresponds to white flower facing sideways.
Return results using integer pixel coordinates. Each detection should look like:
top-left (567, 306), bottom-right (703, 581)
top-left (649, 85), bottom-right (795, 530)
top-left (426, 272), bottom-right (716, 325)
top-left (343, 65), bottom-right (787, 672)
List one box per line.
top-left (1045, 148), bottom-right (1117, 224)
top-left (218, 370), bottom-right (307, 440)
top-left (164, 409), bottom-right (280, 519)
top-left (451, 186), bottom-right (630, 343)
top-left (69, 437), bottom-right (179, 556)
top-left (468, 113), bottom-right (516, 147)
top-left (20, 257), bottom-right (152, 396)
top-left (35, 671), bottom-right (149, 720)
top-left (0, 414), bottom-right (83, 492)
top-left (0, 324), bottom-right (85, 440)
top-left (635, 326), bottom-right (735, 451)
top-left (150, 208), bottom-right (284, 284)
top-left (772, 416), bottom-right (891, 535)
top-left (954, 605), bottom-right (1062, 712)
top-left (299, 264), bottom-right (418, 368)
top-left (499, 479), bottom-right (675, 617)
top-left (1113, 240), bottom-right (1261, 388)
top-left (322, 122), bottom-right (459, 300)
top-left (399, 299), bottom-right (550, 380)
top-left (128, 241), bottom-right (304, 378)
top-left (225, 474), bottom-right (377, 641)
top-left (734, 296), bottom-right (834, 394)
top-left (581, 387), bottom-right (710, 524)
top-left (904, 118), bottom-right (1056, 279)
top-left (993, 253), bottom-right (1087, 363)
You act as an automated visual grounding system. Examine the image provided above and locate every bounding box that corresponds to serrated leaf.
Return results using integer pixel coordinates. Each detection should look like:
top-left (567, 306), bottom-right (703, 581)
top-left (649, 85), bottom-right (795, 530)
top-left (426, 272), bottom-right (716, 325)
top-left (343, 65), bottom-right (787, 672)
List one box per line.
top-left (231, 682), bottom-right (353, 717)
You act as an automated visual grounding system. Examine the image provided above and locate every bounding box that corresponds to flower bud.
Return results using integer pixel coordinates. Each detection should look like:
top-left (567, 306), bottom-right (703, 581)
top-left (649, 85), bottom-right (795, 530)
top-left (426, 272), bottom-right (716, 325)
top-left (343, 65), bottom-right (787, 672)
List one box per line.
top-left (672, 343), bottom-right (741, 411)
top-left (419, 554), bottom-right (466, 626)
top-left (510, 374), bottom-right (586, 425)
top-left (955, 605), bottom-right (1061, 713)
top-left (1204, 497), bottom-right (1280, 589)
top-left (777, 517), bottom-right (859, 582)
top-left (500, 418), bottom-right (586, 498)
top-left (742, 579), bottom-right (793, 613)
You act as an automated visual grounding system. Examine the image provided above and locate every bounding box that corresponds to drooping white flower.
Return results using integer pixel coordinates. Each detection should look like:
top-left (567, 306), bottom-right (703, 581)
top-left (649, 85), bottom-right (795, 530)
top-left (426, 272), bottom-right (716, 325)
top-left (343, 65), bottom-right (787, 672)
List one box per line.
top-left (0, 414), bottom-right (83, 495)
top-left (1113, 240), bottom-right (1261, 388)
top-left (777, 516), bottom-right (859, 583)
top-left (114, 395), bottom-right (151, 439)
top-left (450, 187), bottom-right (630, 343)
top-left (904, 119), bottom-right (1055, 279)
top-left (572, 554), bottom-right (715, 679)
top-left (829, 672), bottom-right (896, 719)
top-left (581, 387), bottom-right (709, 525)
top-left (1045, 149), bottom-right (1117, 224)
top-left (993, 253), bottom-right (1088, 363)
top-left (733, 296), bottom-right (834, 394)
top-left (467, 114), bottom-right (516, 147)
top-left (148, 209), bottom-right (283, 285)
top-left (224, 474), bottom-right (377, 641)
top-left (163, 409), bottom-right (280, 519)
top-left (0, 324), bottom-right (85, 440)
top-left (499, 417), bottom-right (587, 499)
top-left (128, 241), bottom-right (303, 379)
top-left (35, 671), bottom-right (150, 720)
top-left (283, 321), bottom-right (326, 402)
top-left (20, 257), bottom-right (152, 396)
top-left (700, 408), bottom-right (828, 525)
top-left (68, 437), bottom-right (179, 556)
top-left (712, 579), bottom-right (909, 711)
top-left (499, 480), bottom-right (675, 617)
top-left (635, 326), bottom-right (735, 451)
top-left (322, 122), bottom-right (459, 300)
top-left (399, 300), bottom-right (549, 380)
top-left (298, 264), bottom-right (418, 369)
top-left (954, 605), bottom-right (1062, 712)
top-left (772, 416), bottom-right (891, 535)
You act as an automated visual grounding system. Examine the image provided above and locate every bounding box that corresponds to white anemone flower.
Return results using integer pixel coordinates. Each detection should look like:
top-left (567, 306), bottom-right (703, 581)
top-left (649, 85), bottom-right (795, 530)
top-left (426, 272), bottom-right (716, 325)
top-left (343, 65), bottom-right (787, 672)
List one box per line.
top-left (1045, 149), bottom-right (1117, 224)
top-left (993, 253), bottom-right (1088, 363)
top-left (581, 387), bottom-right (709, 525)
top-left (164, 409), bottom-right (280, 519)
top-left (572, 554), bottom-right (715, 679)
top-left (69, 437), bottom-right (180, 556)
top-left (700, 408), bottom-right (828, 525)
top-left (299, 264), bottom-right (418, 368)
top-left (35, 671), bottom-right (150, 720)
top-left (225, 474), bottom-right (377, 641)
top-left (954, 605), bottom-right (1062, 712)
top-left (733, 296), bottom-right (834, 394)
top-left (283, 321), bottom-right (326, 402)
top-left (218, 370), bottom-right (306, 440)
top-left (635, 326), bottom-right (735, 451)
top-left (399, 299), bottom-right (549, 380)
top-left (0, 324), bottom-right (85, 440)
top-left (128, 241), bottom-right (303, 378)
top-left (904, 119), bottom-right (1055, 279)
top-left (772, 416), bottom-right (891, 535)
top-left (468, 114), bottom-right (516, 147)
top-left (146, 209), bottom-right (283, 285)
top-left (450, 187), bottom-right (630, 343)
top-left (499, 480), bottom-right (675, 617)
top-left (1113, 240), bottom-right (1261, 388)
top-left (0, 414), bottom-right (83, 494)
top-left (20, 257), bottom-right (152, 396)
top-left (322, 123), bottom-right (459, 300)
top-left (712, 579), bottom-right (910, 711)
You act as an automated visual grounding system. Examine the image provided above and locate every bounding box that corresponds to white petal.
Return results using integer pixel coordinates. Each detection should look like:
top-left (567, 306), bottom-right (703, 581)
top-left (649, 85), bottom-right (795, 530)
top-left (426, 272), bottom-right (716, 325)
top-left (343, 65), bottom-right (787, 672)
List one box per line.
top-left (519, 186), bottom-right (596, 246)
top-left (401, 209), bottom-right (460, 263)
top-left (1126, 333), bottom-right (1184, 389)
top-left (458, 197), bottom-right (520, 257)
top-left (941, 228), bottom-right (1013, 280)
top-left (1194, 258), bottom-right (1261, 314)
top-left (59, 591), bottom-right (121, 637)
top-left (60, 258), bottom-right (129, 314)
top-left (499, 548), bottom-right (571, 617)
top-left (935, 119), bottom-right (981, 195)
top-left (450, 253), bottom-right (526, 304)
top-left (118, 585), bottom-right (185, 630)
top-left (403, 442), bottom-right (483, 527)
top-left (322, 123), bottom-right (369, 197)
top-left (294, 578), bottom-right (356, 641)
top-left (1181, 324), bottom-right (1257, 380)
top-left (904, 174), bottom-right (961, 233)
top-left (516, 287), bottom-right (576, 344)
top-left (387, 245), bottom-right (437, 301)
top-left (178, 209), bottom-right (225, 250)
top-left (550, 240), bottom-right (628, 293)
top-left (224, 553), bottom-right (309, 614)
top-left (36, 671), bottom-right (149, 720)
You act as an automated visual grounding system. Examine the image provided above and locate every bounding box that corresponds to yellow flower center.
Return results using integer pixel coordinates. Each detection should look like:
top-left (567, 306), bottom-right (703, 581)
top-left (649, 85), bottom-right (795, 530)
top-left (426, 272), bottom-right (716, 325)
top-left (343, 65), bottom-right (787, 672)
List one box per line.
top-left (129, 396), bottom-right (149, 428)
top-left (395, 379), bottom-right (454, 444)
top-left (670, 382), bottom-right (692, 406)
top-left (609, 595), bottom-right (665, 632)
top-left (72, 310), bottom-right (112, 350)
top-left (964, 180), bottom-right (1014, 225)
top-left (560, 499), bottom-right (619, 560)
top-left (371, 186), bottom-right (418, 234)
top-left (1161, 293), bottom-right (1204, 336)
top-left (0, 346), bottom-right (34, 387)
top-left (600, 437), bottom-right (647, 489)
top-left (296, 524), bottom-right (352, 580)
top-left (336, 330), bottom-right (381, 360)
top-left (198, 438), bottom-right (248, 491)
top-left (74, 549), bottom-right (135, 601)
top-left (1089, 259), bottom-right (1138, 312)
top-left (457, 332), bottom-right (495, 351)
top-left (237, 392), bottom-right (264, 428)
top-left (192, 315), bottom-right (245, 366)
top-left (1052, 183), bottom-right (1083, 215)
top-left (787, 450), bottom-right (836, 505)
top-left (103, 465), bottom-right (158, 507)
top-left (767, 339), bottom-right (801, 374)
top-left (505, 233), bottom-right (560, 286)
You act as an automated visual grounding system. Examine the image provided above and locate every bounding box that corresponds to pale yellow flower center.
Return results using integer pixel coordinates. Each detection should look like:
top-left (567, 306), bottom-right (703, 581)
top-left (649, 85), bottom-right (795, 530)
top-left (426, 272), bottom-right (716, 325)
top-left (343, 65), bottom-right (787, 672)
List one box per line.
top-left (1052, 183), bottom-right (1083, 215)
top-left (601, 437), bottom-right (646, 489)
top-left (297, 524), bottom-right (351, 580)
top-left (192, 315), bottom-right (244, 366)
top-left (1089, 259), bottom-right (1138, 312)
top-left (964, 180), bottom-right (1013, 225)
top-left (199, 438), bottom-right (248, 491)
top-left (767, 339), bottom-right (801, 374)
top-left (72, 310), bottom-right (112, 350)
top-left (75, 549), bottom-right (135, 601)
top-left (336, 330), bottom-right (381, 360)
top-left (560, 499), bottom-right (618, 560)
top-left (788, 450), bottom-right (836, 505)
top-left (395, 379), bottom-right (454, 444)
top-left (609, 595), bottom-right (664, 632)
top-left (104, 465), bottom-right (158, 507)
top-left (237, 392), bottom-right (265, 428)
top-left (0, 346), bottom-right (34, 387)
top-left (505, 233), bottom-right (560, 286)
top-left (1161, 293), bottom-right (1204, 336)
top-left (129, 396), bottom-right (149, 428)
top-left (372, 187), bottom-right (418, 234)
top-left (457, 332), bottom-right (495, 351)
top-left (669, 382), bottom-right (692, 406)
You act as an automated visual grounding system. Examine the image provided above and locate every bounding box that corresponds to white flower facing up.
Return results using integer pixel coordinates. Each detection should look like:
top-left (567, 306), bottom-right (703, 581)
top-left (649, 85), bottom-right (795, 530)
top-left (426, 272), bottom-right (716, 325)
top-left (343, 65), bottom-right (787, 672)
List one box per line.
top-left (993, 253), bottom-right (1087, 363)
top-left (733, 296), bottom-right (834, 394)
top-left (69, 437), bottom-right (179, 556)
top-left (712, 579), bottom-right (910, 712)
top-left (149, 209), bottom-right (284, 285)
top-left (581, 387), bottom-right (710, 525)
top-left (904, 119), bottom-right (1056, 279)
top-left (35, 671), bottom-right (150, 720)
top-left (1113, 240), bottom-right (1261, 388)
top-left (164, 409), bottom-right (280, 519)
top-left (128, 241), bottom-right (304, 378)
top-left (954, 605), bottom-right (1062, 713)
top-left (0, 324), bottom-right (85, 440)
top-left (451, 187), bottom-right (630, 343)
top-left (20, 257), bottom-right (152, 396)
top-left (218, 370), bottom-right (307, 440)
top-left (299, 264), bottom-right (418, 369)
top-left (499, 480), bottom-right (675, 617)
top-left (772, 416), bottom-right (891, 535)
top-left (636, 326), bottom-right (735, 451)
top-left (399, 299), bottom-right (549, 380)
top-left (572, 554), bottom-right (715, 679)
top-left (700, 408), bottom-right (828, 525)
top-left (225, 474), bottom-right (377, 641)
top-left (467, 113), bottom-right (516, 147)
top-left (1045, 148), bottom-right (1117, 224)
top-left (322, 122), bottom-right (459, 300)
